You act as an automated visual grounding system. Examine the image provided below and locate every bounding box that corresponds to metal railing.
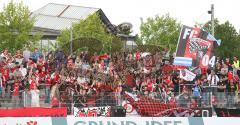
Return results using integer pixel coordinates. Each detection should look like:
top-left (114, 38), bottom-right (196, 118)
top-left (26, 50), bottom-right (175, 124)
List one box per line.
top-left (1, 88), bottom-right (240, 114)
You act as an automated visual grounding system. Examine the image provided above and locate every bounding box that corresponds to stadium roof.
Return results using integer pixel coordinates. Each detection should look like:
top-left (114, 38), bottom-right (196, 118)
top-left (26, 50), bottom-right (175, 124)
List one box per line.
top-left (31, 3), bottom-right (117, 39)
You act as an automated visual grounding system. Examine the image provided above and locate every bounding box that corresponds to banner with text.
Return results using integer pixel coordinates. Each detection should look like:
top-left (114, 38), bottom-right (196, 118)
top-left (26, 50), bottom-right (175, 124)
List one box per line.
top-left (2, 117), bottom-right (240, 125)
top-left (174, 25), bottom-right (219, 68)
top-left (180, 69), bottom-right (196, 81)
top-left (74, 106), bottom-right (110, 117)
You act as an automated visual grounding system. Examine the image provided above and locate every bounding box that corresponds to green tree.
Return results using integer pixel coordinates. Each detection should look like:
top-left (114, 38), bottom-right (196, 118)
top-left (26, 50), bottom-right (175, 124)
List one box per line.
top-left (0, 1), bottom-right (41, 52)
top-left (139, 14), bottom-right (181, 52)
top-left (202, 20), bottom-right (240, 58)
top-left (57, 13), bottom-right (119, 54)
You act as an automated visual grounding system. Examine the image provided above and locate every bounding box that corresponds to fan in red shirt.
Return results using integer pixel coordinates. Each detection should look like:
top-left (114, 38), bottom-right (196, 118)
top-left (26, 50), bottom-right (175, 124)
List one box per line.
top-left (51, 70), bottom-right (60, 84)
top-left (2, 70), bottom-right (9, 87)
top-left (14, 50), bottom-right (23, 58)
top-left (12, 81), bottom-right (20, 96)
top-left (225, 58), bottom-right (233, 71)
top-left (45, 73), bottom-right (52, 88)
top-left (136, 51), bottom-right (141, 61)
top-left (126, 72), bottom-right (135, 88)
top-left (169, 95), bottom-right (176, 106)
top-left (11, 81), bottom-right (20, 107)
top-left (38, 69), bottom-right (46, 85)
top-left (29, 75), bottom-right (38, 90)
top-left (228, 71), bottom-right (233, 81)
top-left (51, 96), bottom-right (60, 108)
top-left (146, 78), bottom-right (154, 92)
top-left (99, 53), bottom-right (108, 60)
top-left (27, 58), bottom-right (37, 69)
top-left (37, 56), bottom-right (45, 72)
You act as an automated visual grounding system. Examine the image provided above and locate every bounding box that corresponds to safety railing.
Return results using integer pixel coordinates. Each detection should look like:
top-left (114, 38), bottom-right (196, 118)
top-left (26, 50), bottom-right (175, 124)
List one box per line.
top-left (1, 89), bottom-right (240, 114)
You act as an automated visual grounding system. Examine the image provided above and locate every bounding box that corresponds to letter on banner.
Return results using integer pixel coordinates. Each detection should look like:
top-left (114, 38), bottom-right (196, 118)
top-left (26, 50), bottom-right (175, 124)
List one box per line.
top-left (74, 121), bottom-right (86, 125)
top-left (174, 121), bottom-right (182, 125)
top-left (89, 121), bottom-right (98, 125)
top-left (183, 28), bottom-right (192, 39)
top-left (164, 121), bottom-right (173, 125)
top-left (126, 121), bottom-right (137, 125)
top-left (151, 121), bottom-right (162, 125)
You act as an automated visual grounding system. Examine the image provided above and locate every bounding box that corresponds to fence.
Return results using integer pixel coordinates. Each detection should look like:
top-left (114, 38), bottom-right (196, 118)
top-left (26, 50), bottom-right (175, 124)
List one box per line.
top-left (1, 88), bottom-right (240, 115)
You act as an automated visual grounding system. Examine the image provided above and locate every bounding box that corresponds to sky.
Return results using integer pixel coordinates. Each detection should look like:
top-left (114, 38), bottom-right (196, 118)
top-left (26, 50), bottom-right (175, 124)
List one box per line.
top-left (0, 0), bottom-right (239, 35)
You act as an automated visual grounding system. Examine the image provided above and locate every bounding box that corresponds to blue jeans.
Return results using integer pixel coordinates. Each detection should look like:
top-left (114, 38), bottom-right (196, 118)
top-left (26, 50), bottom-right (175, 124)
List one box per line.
top-left (202, 92), bottom-right (210, 106)
top-left (45, 88), bottom-right (50, 103)
top-left (217, 92), bottom-right (225, 106)
top-left (227, 93), bottom-right (235, 107)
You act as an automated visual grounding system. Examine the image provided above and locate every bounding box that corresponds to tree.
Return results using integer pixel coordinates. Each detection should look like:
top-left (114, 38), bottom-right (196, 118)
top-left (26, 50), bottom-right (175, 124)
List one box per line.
top-left (202, 20), bottom-right (240, 58)
top-left (0, 1), bottom-right (41, 52)
top-left (139, 14), bottom-right (181, 52)
top-left (57, 13), bottom-right (121, 54)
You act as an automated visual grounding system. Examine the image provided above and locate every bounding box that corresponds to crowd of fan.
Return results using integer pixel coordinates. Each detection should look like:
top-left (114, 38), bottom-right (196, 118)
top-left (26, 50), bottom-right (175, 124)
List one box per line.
top-left (0, 48), bottom-right (240, 109)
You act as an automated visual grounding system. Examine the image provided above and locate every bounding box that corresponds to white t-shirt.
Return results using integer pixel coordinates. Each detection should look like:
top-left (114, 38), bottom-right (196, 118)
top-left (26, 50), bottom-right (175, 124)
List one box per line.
top-left (31, 90), bottom-right (40, 107)
top-left (20, 68), bottom-right (27, 77)
top-left (23, 50), bottom-right (31, 61)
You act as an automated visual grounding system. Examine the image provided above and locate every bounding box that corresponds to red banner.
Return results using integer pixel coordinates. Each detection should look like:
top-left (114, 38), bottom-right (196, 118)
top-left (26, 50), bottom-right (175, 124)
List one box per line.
top-left (0, 107), bottom-right (67, 117)
top-left (175, 25), bottom-right (218, 68)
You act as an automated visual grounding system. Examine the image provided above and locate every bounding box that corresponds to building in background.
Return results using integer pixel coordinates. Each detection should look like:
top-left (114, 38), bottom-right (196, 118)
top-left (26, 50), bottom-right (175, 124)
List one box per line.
top-left (30, 3), bottom-right (136, 51)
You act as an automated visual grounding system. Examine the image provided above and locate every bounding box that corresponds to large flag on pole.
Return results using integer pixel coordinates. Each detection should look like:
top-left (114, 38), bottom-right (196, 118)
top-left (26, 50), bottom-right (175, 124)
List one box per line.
top-left (174, 25), bottom-right (220, 68)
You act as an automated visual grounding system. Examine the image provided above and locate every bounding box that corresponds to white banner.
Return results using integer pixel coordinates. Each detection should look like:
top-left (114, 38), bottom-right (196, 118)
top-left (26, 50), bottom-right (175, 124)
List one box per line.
top-left (0, 117), bottom-right (52, 125)
top-left (74, 106), bottom-right (110, 117)
top-left (67, 117), bottom-right (190, 125)
top-left (180, 69), bottom-right (196, 81)
top-left (122, 101), bottom-right (141, 117)
top-left (2, 117), bottom-right (240, 125)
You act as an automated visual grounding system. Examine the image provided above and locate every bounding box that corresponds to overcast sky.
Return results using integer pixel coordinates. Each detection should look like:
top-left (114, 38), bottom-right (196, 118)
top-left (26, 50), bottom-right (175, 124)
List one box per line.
top-left (0, 0), bottom-right (239, 34)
